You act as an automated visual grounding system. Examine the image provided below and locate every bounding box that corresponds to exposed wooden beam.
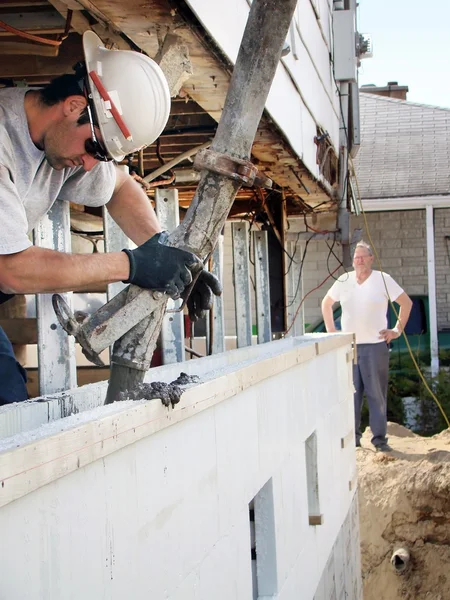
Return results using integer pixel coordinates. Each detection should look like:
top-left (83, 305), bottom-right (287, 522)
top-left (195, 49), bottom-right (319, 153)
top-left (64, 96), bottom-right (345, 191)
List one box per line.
top-left (0, 11), bottom-right (67, 31)
top-left (0, 41), bottom-right (60, 55)
top-left (59, 0), bottom-right (334, 207)
top-left (0, 1), bottom-right (50, 7)
top-left (0, 33), bottom-right (81, 78)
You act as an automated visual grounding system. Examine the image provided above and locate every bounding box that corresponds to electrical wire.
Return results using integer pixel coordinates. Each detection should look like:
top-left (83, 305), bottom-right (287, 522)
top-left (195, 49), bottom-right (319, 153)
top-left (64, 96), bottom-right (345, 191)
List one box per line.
top-left (285, 235), bottom-right (313, 308)
top-left (284, 230), bottom-right (302, 276)
top-left (284, 265), bottom-right (341, 336)
top-left (349, 154), bottom-right (450, 428)
top-left (0, 14), bottom-right (72, 47)
top-left (325, 237), bottom-right (349, 282)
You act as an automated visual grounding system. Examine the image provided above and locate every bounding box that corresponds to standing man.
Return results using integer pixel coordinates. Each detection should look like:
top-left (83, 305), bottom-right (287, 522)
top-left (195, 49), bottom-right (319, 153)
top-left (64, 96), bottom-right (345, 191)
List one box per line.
top-left (321, 241), bottom-right (412, 451)
top-left (0, 31), bottom-right (220, 405)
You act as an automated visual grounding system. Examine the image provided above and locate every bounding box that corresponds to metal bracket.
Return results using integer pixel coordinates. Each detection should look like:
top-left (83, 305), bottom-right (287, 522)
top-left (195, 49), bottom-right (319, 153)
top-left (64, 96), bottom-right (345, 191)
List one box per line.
top-left (193, 148), bottom-right (272, 189)
top-left (52, 294), bottom-right (105, 367)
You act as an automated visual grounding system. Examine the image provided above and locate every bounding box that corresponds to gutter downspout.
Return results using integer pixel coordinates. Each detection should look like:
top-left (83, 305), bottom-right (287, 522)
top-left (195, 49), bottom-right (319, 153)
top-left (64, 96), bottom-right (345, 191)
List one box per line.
top-left (334, 0), bottom-right (351, 267)
top-left (426, 205), bottom-right (439, 376)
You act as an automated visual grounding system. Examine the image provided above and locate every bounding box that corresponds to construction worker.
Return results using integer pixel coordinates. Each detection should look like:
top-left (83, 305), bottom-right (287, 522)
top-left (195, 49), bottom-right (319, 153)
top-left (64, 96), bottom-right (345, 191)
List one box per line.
top-left (0, 32), bottom-right (221, 405)
top-left (321, 241), bottom-right (412, 452)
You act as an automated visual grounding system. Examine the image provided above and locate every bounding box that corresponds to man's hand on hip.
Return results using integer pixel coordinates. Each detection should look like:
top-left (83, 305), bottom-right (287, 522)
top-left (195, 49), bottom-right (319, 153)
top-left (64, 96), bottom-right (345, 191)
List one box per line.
top-left (379, 328), bottom-right (401, 343)
top-left (123, 231), bottom-right (203, 298)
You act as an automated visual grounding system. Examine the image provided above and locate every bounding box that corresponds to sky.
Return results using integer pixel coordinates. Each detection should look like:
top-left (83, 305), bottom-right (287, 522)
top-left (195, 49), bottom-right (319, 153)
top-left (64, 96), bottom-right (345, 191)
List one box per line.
top-left (357, 0), bottom-right (450, 109)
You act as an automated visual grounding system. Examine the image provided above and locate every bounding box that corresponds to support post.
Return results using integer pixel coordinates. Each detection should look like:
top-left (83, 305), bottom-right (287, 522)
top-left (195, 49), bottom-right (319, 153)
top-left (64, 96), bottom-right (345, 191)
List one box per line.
top-left (426, 205), bottom-right (439, 376)
top-left (155, 188), bottom-right (184, 364)
top-left (334, 0), bottom-right (351, 268)
top-left (284, 240), bottom-right (304, 337)
top-left (232, 222), bottom-right (253, 348)
top-left (103, 165), bottom-right (133, 300)
top-left (34, 200), bottom-right (76, 394)
top-left (253, 230), bottom-right (272, 344)
top-left (211, 233), bottom-right (226, 354)
top-left (104, 0), bottom-right (298, 402)
top-left (337, 80), bottom-right (351, 268)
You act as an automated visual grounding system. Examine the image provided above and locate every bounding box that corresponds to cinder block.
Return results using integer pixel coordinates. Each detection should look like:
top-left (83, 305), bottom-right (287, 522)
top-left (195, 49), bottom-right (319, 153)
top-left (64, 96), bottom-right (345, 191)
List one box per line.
top-left (400, 266), bottom-right (426, 276)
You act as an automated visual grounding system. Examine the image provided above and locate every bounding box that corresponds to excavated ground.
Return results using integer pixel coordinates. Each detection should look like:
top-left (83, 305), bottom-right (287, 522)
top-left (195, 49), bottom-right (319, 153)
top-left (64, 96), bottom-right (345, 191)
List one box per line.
top-left (357, 423), bottom-right (450, 600)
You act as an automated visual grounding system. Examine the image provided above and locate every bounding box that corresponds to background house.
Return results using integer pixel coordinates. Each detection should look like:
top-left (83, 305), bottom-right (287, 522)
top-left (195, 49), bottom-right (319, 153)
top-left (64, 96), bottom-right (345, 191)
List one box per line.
top-left (295, 84), bottom-right (450, 375)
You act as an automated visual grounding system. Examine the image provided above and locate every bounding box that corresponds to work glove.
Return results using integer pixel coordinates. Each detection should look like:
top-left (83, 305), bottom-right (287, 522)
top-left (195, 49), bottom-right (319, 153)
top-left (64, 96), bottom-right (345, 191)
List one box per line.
top-left (184, 270), bottom-right (222, 322)
top-left (123, 231), bottom-right (202, 299)
top-left (0, 292), bottom-right (14, 305)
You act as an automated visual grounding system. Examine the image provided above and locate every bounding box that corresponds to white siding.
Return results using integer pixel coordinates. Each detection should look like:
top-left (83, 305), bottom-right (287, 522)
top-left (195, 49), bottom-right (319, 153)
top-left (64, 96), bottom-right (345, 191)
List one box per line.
top-left (185, 0), bottom-right (339, 175)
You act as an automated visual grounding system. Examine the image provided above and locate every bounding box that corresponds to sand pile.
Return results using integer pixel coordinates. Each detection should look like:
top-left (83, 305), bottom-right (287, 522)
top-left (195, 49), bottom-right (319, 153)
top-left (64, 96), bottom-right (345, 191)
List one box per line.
top-left (357, 424), bottom-right (450, 600)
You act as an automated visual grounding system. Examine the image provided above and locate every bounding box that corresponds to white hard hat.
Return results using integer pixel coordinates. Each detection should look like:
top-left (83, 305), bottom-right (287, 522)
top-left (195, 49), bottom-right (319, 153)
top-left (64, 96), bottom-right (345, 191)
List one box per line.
top-left (82, 31), bottom-right (171, 161)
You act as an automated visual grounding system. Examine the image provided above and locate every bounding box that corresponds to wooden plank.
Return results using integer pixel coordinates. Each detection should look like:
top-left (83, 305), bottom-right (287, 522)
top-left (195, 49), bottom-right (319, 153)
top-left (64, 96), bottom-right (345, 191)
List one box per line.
top-left (0, 318), bottom-right (37, 345)
top-left (0, 33), bottom-right (82, 79)
top-left (0, 41), bottom-right (59, 55)
top-left (309, 514), bottom-right (323, 526)
top-left (0, 1), bottom-right (50, 6)
top-left (0, 11), bottom-right (66, 31)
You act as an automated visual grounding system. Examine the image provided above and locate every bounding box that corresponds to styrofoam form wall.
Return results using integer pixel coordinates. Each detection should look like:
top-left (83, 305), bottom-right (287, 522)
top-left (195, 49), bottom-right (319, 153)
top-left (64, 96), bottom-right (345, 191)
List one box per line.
top-left (0, 335), bottom-right (357, 600)
top-left (184, 0), bottom-right (340, 174)
top-left (0, 334), bottom-right (339, 442)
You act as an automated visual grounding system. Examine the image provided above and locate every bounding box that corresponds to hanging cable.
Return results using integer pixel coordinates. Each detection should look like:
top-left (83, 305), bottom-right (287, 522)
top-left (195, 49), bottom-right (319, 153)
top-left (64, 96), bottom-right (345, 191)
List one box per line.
top-left (0, 11), bottom-right (72, 47)
top-left (284, 266), bottom-right (341, 336)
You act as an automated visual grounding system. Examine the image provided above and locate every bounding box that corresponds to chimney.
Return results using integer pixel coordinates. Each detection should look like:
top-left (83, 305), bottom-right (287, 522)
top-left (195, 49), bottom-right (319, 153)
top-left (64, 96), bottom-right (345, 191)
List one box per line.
top-left (360, 81), bottom-right (408, 100)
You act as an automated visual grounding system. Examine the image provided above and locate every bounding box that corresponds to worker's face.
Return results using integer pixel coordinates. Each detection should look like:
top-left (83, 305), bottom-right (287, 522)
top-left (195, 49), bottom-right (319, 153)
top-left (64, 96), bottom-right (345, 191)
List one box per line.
top-left (353, 247), bottom-right (374, 271)
top-left (43, 96), bottom-right (107, 172)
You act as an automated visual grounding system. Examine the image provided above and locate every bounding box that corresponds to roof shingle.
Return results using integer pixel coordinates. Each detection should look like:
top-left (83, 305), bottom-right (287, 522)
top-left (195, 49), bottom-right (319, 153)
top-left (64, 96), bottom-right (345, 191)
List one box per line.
top-left (353, 94), bottom-right (450, 199)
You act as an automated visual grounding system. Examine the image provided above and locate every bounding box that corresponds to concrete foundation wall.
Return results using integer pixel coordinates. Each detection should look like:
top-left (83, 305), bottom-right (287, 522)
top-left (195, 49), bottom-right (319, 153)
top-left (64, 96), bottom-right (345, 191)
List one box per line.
top-left (0, 335), bottom-right (361, 600)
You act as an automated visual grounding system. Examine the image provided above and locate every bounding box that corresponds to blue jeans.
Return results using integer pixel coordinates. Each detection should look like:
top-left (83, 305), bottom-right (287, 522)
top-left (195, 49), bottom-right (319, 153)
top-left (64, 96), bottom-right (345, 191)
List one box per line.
top-left (353, 342), bottom-right (389, 447)
top-left (0, 325), bottom-right (28, 405)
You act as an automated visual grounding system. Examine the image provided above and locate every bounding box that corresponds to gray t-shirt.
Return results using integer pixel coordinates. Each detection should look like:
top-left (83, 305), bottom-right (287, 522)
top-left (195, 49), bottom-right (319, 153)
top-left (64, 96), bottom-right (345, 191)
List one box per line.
top-left (0, 87), bottom-right (116, 254)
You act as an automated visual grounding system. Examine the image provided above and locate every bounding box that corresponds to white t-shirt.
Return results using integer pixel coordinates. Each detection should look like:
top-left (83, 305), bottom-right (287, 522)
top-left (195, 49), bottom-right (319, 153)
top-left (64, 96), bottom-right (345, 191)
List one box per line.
top-left (326, 270), bottom-right (404, 344)
top-left (0, 87), bottom-right (116, 255)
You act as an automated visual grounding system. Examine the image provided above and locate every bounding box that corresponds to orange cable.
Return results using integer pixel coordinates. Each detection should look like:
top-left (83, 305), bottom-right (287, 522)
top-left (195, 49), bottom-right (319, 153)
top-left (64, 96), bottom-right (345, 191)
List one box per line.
top-left (0, 19), bottom-right (62, 47)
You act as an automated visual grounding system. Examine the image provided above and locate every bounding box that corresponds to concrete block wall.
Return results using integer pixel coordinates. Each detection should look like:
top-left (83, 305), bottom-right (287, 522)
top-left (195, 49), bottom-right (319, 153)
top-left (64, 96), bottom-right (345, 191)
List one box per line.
top-left (0, 335), bottom-right (361, 600)
top-left (301, 239), bottom-right (346, 330)
top-left (434, 209), bottom-right (450, 330)
top-left (351, 210), bottom-right (428, 295)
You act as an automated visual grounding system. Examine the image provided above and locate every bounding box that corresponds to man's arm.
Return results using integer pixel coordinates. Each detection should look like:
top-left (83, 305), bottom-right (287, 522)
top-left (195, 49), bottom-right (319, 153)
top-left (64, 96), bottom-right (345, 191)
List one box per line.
top-left (379, 292), bottom-right (413, 343)
top-left (0, 168), bottom-right (161, 294)
top-left (106, 167), bottom-right (161, 245)
top-left (321, 294), bottom-right (338, 333)
top-left (0, 246), bottom-right (130, 294)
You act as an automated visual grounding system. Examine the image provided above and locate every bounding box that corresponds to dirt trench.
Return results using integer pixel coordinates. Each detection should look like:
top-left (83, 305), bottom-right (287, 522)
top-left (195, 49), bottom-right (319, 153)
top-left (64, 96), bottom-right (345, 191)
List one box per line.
top-left (357, 424), bottom-right (450, 600)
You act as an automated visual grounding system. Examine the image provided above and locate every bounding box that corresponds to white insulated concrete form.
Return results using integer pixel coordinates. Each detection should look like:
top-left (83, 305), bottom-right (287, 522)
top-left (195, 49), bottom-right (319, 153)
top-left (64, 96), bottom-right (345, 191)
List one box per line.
top-left (0, 334), bottom-right (361, 599)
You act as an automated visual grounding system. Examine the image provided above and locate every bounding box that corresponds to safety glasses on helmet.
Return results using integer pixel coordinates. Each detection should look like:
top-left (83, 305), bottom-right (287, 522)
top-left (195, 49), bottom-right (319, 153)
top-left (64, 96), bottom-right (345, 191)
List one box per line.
top-left (83, 79), bottom-right (113, 162)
